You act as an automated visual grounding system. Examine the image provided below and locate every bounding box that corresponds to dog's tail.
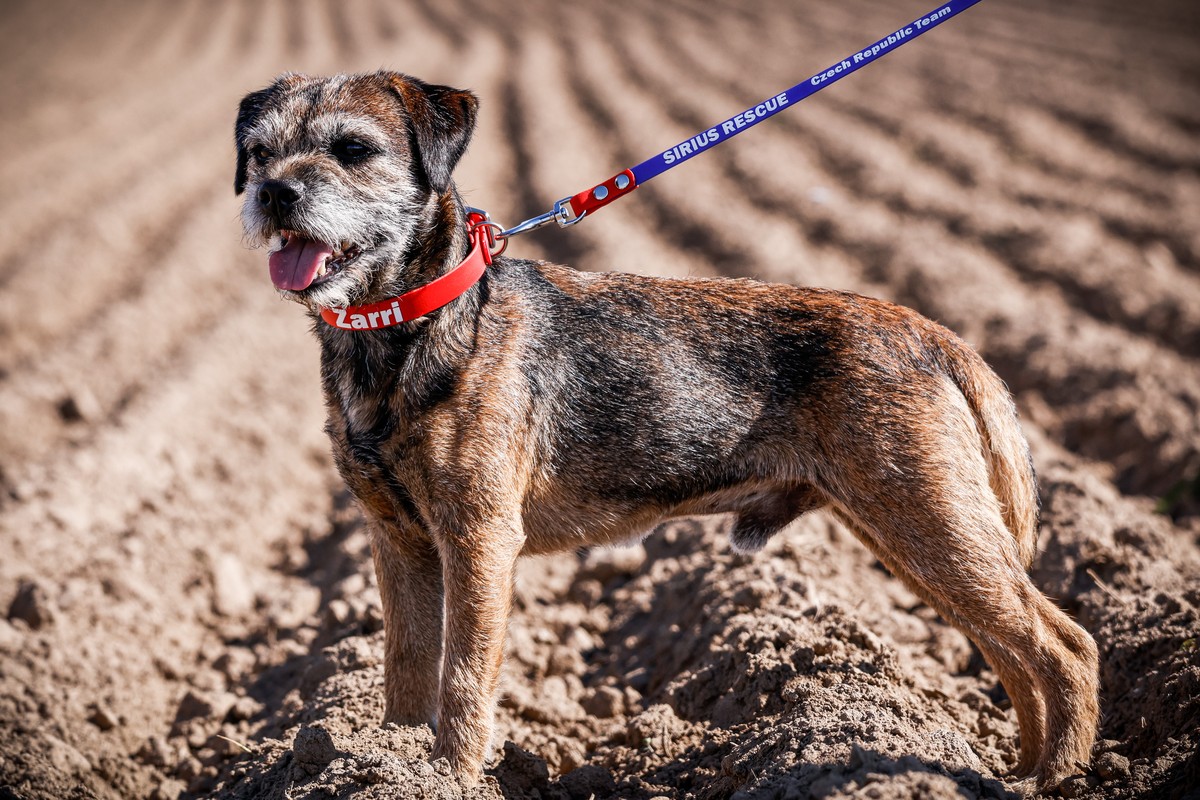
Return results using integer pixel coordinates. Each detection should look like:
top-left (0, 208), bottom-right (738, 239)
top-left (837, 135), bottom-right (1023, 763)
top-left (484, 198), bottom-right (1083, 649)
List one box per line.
top-left (932, 334), bottom-right (1040, 570)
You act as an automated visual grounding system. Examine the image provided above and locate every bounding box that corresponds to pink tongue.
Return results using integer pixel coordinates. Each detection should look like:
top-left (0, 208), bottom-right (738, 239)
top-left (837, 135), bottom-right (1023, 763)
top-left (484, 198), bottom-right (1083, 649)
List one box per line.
top-left (269, 235), bottom-right (334, 291)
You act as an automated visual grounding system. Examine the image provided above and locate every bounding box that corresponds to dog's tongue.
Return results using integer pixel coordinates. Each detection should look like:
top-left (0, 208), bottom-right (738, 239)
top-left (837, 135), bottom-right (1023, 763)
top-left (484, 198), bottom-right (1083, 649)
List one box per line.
top-left (269, 235), bottom-right (334, 291)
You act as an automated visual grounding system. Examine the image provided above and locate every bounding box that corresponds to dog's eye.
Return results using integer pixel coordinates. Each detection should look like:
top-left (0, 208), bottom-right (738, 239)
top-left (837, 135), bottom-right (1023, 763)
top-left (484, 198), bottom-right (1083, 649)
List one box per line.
top-left (331, 139), bottom-right (373, 165)
top-left (250, 145), bottom-right (272, 164)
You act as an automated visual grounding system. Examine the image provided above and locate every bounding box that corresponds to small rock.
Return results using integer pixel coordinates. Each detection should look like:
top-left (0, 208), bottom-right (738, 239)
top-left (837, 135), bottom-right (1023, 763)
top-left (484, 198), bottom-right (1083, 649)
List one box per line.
top-left (150, 778), bottom-right (187, 800)
top-left (211, 554), bottom-right (255, 616)
top-left (336, 572), bottom-right (367, 597)
top-left (0, 618), bottom-right (21, 650)
top-left (175, 690), bottom-right (236, 724)
top-left (1058, 775), bottom-right (1098, 798)
top-left (229, 695), bottom-right (263, 722)
top-left (548, 646), bottom-right (586, 677)
top-left (559, 765), bottom-right (617, 800)
top-left (87, 701), bottom-right (120, 731)
top-left (583, 686), bottom-right (624, 719)
top-left (204, 732), bottom-right (247, 760)
top-left (269, 583), bottom-right (321, 629)
top-left (566, 626), bottom-right (596, 652)
top-left (174, 753), bottom-right (203, 782)
top-left (213, 648), bottom-right (256, 683)
top-left (492, 742), bottom-right (551, 795)
top-left (7, 579), bottom-right (56, 629)
top-left (57, 386), bottom-right (102, 423)
top-left (1095, 751), bottom-right (1130, 781)
top-left (186, 767), bottom-right (218, 795)
top-left (569, 578), bottom-right (604, 605)
top-left (292, 725), bottom-right (338, 776)
top-left (136, 735), bottom-right (176, 767)
top-left (326, 598), bottom-right (353, 626)
top-left (45, 734), bottom-right (92, 775)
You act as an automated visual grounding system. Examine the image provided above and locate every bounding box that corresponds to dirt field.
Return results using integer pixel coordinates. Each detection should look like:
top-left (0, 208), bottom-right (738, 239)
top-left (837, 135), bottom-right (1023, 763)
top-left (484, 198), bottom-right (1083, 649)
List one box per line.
top-left (2, 0), bottom-right (1199, 798)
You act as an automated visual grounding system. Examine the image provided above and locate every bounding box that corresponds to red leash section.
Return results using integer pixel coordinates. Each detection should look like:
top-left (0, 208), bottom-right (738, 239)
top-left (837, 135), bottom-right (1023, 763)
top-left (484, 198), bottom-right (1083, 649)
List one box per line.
top-left (319, 210), bottom-right (498, 330)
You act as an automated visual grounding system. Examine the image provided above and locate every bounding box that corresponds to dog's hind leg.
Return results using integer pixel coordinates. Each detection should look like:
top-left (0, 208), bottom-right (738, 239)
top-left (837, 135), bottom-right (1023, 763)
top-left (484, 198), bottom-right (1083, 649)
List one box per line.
top-left (831, 494), bottom-right (1097, 788)
top-left (830, 507), bottom-right (1047, 778)
top-left (820, 382), bottom-right (1098, 789)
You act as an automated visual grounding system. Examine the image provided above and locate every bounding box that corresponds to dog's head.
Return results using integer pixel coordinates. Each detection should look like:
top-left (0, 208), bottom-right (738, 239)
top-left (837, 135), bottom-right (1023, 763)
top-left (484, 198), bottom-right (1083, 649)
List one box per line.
top-left (235, 71), bottom-right (478, 309)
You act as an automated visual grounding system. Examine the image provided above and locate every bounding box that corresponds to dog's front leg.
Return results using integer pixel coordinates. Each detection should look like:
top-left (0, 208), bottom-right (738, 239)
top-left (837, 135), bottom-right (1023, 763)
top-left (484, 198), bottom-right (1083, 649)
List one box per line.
top-left (371, 520), bottom-right (444, 727)
top-left (432, 517), bottom-right (523, 780)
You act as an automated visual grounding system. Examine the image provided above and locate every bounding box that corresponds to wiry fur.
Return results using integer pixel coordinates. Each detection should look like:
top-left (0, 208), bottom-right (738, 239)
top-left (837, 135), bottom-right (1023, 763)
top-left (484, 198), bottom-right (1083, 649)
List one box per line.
top-left (235, 71), bottom-right (1100, 791)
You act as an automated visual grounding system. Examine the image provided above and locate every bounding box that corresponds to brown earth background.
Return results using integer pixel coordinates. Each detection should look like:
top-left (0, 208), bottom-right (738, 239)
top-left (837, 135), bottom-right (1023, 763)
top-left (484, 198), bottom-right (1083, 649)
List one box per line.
top-left (1, 0), bottom-right (1199, 798)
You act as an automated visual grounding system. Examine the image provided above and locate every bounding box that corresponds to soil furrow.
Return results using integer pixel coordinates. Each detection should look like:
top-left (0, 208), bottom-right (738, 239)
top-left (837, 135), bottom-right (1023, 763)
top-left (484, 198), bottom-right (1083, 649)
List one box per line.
top-left (0, 158), bottom-right (231, 365)
top-left (406, 0), bottom-right (469, 52)
top-left (0, 188), bottom-right (261, 468)
top-left (0, 0), bottom-right (283, 227)
top-left (368, 0), bottom-right (402, 43)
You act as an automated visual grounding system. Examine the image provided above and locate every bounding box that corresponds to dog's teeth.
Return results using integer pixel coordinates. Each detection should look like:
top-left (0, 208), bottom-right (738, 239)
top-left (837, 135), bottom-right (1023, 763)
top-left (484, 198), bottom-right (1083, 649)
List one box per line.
top-left (317, 262), bottom-right (328, 278)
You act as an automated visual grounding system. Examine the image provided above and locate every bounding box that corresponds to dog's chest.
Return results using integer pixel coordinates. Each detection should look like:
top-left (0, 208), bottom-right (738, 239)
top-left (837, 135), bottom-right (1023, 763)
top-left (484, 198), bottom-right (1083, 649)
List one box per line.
top-left (320, 344), bottom-right (427, 524)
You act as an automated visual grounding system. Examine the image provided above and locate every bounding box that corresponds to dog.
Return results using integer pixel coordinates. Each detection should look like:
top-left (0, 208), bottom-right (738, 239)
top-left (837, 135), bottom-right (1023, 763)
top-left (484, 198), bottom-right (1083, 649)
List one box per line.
top-left (235, 71), bottom-right (1099, 790)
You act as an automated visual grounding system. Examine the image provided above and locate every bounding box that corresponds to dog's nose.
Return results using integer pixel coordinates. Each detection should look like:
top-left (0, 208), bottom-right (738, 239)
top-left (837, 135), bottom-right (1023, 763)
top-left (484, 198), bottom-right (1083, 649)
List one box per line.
top-left (257, 180), bottom-right (301, 221)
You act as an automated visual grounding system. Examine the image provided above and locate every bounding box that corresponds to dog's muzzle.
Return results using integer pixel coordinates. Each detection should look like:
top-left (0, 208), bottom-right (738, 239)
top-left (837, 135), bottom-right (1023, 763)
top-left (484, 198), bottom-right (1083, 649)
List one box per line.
top-left (257, 180), bottom-right (303, 227)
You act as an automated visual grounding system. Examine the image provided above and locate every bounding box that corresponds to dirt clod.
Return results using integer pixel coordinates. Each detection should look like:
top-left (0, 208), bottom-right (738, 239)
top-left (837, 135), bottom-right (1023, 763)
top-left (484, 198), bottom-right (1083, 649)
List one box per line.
top-left (1095, 751), bottom-right (1131, 781)
top-left (292, 726), bottom-right (338, 776)
top-left (87, 702), bottom-right (120, 732)
top-left (6, 580), bottom-right (55, 630)
top-left (211, 554), bottom-right (256, 617)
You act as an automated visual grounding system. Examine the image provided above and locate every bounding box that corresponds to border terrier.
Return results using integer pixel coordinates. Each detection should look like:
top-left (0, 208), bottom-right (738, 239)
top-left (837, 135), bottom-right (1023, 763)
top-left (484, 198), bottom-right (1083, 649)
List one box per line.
top-left (235, 71), bottom-right (1099, 790)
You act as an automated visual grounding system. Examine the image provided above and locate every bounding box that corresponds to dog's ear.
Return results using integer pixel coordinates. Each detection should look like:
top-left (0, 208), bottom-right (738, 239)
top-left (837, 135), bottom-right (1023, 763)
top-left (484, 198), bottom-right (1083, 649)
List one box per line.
top-left (385, 72), bottom-right (479, 194)
top-left (234, 74), bottom-right (308, 195)
top-left (234, 88), bottom-right (271, 195)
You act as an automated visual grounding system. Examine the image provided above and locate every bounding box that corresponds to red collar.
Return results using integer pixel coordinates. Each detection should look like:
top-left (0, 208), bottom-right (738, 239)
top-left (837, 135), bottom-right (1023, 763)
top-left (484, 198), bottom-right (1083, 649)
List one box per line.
top-left (319, 211), bottom-right (497, 330)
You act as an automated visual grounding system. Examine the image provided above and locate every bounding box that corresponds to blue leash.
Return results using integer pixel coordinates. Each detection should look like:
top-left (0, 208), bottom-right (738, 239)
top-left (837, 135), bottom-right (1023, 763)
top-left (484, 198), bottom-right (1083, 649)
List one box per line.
top-left (497, 0), bottom-right (986, 238)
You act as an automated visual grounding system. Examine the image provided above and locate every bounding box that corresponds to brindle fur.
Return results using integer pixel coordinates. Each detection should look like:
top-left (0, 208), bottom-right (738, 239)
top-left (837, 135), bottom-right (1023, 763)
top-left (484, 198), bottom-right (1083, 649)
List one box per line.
top-left (235, 71), bottom-right (1099, 790)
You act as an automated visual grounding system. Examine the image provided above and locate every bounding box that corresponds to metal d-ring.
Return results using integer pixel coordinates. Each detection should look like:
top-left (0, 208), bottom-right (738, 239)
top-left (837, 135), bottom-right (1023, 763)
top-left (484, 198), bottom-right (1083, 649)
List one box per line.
top-left (473, 221), bottom-right (508, 258)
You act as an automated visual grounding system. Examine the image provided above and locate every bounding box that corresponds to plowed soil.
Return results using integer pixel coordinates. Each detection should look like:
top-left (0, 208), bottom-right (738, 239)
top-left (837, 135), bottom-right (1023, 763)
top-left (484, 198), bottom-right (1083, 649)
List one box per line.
top-left (2, 1), bottom-right (1198, 799)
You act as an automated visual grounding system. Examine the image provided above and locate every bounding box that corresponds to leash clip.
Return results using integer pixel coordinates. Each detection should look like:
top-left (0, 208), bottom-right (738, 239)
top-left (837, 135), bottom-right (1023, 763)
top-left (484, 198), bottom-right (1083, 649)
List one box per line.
top-left (496, 197), bottom-right (581, 238)
top-left (465, 196), bottom-right (584, 258)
